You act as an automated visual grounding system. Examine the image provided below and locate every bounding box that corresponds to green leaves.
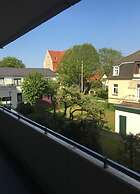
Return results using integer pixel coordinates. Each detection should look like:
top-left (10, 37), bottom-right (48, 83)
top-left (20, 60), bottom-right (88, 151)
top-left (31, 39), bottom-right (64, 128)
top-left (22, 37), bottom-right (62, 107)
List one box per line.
top-left (0, 56), bottom-right (25, 68)
top-left (58, 43), bottom-right (100, 86)
top-left (22, 72), bottom-right (47, 105)
top-left (99, 48), bottom-right (123, 75)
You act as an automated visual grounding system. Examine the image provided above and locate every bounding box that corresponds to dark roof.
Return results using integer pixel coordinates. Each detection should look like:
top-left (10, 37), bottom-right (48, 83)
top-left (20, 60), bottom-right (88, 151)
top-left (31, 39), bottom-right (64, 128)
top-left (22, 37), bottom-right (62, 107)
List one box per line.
top-left (109, 62), bottom-right (135, 80)
top-left (0, 68), bottom-right (55, 78)
top-left (0, 0), bottom-right (80, 48)
top-left (118, 50), bottom-right (140, 64)
top-left (109, 50), bottom-right (140, 80)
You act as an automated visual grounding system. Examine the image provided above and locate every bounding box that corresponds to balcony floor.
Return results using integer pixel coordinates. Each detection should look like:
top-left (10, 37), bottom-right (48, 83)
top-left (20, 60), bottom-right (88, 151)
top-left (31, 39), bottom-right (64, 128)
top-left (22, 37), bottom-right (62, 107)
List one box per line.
top-left (0, 146), bottom-right (43, 194)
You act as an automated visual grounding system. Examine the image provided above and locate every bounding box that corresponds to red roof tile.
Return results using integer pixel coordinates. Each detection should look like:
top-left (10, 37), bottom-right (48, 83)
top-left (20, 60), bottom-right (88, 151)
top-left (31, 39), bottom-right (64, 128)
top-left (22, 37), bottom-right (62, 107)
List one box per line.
top-left (89, 72), bottom-right (102, 81)
top-left (48, 50), bottom-right (65, 72)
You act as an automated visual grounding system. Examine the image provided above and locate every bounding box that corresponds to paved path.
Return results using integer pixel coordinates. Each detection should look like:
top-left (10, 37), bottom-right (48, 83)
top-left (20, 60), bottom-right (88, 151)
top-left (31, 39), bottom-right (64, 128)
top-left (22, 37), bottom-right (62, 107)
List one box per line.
top-left (0, 147), bottom-right (43, 194)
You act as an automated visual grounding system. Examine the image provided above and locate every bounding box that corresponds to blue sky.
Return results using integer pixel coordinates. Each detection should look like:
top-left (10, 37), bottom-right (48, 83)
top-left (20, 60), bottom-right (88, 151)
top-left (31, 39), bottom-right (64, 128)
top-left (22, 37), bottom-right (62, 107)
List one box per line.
top-left (0, 0), bottom-right (140, 67)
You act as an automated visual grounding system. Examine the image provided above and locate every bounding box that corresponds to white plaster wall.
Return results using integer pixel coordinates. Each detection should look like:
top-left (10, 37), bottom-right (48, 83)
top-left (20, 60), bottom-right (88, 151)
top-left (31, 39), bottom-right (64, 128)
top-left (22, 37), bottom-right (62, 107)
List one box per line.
top-left (108, 80), bottom-right (139, 104)
top-left (43, 50), bottom-right (53, 70)
top-left (115, 110), bottom-right (140, 135)
top-left (4, 77), bottom-right (13, 85)
top-left (2, 77), bottom-right (23, 87)
top-left (0, 87), bottom-right (19, 108)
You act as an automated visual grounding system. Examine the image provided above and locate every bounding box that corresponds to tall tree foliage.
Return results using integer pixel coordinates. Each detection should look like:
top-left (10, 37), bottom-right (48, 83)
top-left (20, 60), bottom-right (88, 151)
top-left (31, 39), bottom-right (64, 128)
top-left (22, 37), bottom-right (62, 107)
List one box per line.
top-left (0, 56), bottom-right (25, 68)
top-left (58, 44), bottom-right (100, 86)
top-left (45, 80), bottom-right (59, 117)
top-left (22, 72), bottom-right (47, 105)
top-left (99, 48), bottom-right (123, 76)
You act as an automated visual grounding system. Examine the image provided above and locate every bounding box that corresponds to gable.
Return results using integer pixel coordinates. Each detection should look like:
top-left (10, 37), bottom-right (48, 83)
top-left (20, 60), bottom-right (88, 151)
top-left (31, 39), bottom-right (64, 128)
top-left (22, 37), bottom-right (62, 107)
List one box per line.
top-left (48, 50), bottom-right (65, 71)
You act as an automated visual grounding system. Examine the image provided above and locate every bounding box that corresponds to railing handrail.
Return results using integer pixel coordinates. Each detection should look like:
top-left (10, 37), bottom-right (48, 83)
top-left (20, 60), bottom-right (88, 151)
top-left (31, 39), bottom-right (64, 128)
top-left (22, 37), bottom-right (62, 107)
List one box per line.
top-left (0, 106), bottom-right (140, 182)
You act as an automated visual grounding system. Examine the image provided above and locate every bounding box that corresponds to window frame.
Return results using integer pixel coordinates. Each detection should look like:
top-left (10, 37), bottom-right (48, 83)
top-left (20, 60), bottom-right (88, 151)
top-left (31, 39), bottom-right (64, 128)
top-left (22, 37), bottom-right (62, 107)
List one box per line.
top-left (113, 84), bottom-right (118, 96)
top-left (13, 78), bottom-right (22, 86)
top-left (113, 66), bottom-right (119, 76)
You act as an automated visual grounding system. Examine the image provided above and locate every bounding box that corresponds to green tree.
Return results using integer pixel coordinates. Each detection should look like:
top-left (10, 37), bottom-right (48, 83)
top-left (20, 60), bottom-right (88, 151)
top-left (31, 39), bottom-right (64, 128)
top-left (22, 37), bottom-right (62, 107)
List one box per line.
top-left (99, 48), bottom-right (123, 76)
top-left (70, 94), bottom-right (105, 125)
top-left (62, 95), bottom-right (105, 152)
top-left (57, 85), bottom-right (81, 117)
top-left (0, 56), bottom-right (25, 68)
top-left (22, 72), bottom-right (47, 105)
top-left (45, 80), bottom-right (59, 117)
top-left (58, 44), bottom-right (100, 87)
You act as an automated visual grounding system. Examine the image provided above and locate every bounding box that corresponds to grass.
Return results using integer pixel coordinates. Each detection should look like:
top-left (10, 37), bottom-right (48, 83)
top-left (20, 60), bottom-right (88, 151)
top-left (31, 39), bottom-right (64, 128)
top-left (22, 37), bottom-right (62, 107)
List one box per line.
top-left (27, 102), bottom-right (140, 172)
top-left (104, 109), bottom-right (115, 131)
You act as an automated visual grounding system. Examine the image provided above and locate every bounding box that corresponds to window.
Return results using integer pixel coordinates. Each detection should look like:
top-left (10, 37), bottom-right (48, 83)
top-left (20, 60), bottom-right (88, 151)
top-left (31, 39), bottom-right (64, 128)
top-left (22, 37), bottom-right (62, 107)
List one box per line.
top-left (113, 66), bottom-right (119, 76)
top-left (2, 96), bottom-right (11, 101)
top-left (113, 84), bottom-right (118, 95)
top-left (137, 64), bottom-right (140, 74)
top-left (0, 78), bottom-right (4, 85)
top-left (14, 78), bottom-right (21, 86)
top-left (137, 84), bottom-right (140, 99)
top-left (17, 93), bottom-right (22, 103)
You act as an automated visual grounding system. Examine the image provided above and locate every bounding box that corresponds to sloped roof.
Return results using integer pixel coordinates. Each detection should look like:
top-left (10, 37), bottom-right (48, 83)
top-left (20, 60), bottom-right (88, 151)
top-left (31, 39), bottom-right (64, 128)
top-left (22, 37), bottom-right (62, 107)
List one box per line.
top-left (109, 50), bottom-right (140, 80)
top-left (0, 0), bottom-right (80, 48)
top-left (119, 50), bottom-right (140, 64)
top-left (109, 62), bottom-right (135, 80)
top-left (0, 68), bottom-right (55, 78)
top-left (89, 72), bottom-right (102, 81)
top-left (48, 50), bottom-right (65, 71)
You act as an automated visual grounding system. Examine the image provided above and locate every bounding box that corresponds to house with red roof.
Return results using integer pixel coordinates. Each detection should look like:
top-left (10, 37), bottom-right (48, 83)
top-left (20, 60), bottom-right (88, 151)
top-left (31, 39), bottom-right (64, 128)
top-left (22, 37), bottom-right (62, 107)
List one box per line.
top-left (43, 50), bottom-right (65, 72)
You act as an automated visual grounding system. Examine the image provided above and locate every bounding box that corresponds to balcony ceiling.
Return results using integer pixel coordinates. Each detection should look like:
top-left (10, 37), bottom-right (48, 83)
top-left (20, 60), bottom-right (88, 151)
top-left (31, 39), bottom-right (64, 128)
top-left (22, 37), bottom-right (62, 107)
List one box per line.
top-left (0, 0), bottom-right (80, 48)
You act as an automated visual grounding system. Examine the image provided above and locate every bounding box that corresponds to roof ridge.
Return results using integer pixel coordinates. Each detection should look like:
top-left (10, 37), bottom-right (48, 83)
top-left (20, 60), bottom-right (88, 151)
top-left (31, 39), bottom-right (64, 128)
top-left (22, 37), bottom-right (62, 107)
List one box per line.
top-left (124, 50), bottom-right (140, 58)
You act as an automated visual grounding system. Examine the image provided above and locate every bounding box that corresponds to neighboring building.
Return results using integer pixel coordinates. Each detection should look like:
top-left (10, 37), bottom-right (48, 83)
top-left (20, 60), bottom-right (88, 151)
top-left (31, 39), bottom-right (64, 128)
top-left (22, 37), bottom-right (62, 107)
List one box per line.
top-left (0, 67), bottom-right (55, 108)
top-left (108, 50), bottom-right (140, 104)
top-left (43, 50), bottom-right (65, 72)
top-left (101, 74), bottom-right (109, 89)
top-left (89, 72), bottom-right (102, 81)
top-left (115, 102), bottom-right (140, 135)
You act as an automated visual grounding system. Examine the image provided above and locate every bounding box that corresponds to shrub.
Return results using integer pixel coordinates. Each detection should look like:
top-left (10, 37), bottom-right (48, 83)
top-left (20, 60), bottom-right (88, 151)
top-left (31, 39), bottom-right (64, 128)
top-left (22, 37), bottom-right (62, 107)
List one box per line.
top-left (96, 88), bottom-right (108, 99)
top-left (16, 102), bottom-right (34, 115)
top-left (62, 120), bottom-right (102, 153)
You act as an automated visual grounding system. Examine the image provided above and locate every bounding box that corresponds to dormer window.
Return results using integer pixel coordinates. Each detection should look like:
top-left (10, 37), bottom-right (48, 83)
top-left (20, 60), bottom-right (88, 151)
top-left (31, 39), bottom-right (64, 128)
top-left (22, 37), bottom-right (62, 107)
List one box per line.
top-left (113, 66), bottom-right (119, 76)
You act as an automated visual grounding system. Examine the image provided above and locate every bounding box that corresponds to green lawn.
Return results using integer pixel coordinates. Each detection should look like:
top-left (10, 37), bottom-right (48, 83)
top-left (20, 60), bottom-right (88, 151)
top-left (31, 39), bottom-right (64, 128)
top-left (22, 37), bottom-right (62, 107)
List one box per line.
top-left (104, 109), bottom-right (115, 131)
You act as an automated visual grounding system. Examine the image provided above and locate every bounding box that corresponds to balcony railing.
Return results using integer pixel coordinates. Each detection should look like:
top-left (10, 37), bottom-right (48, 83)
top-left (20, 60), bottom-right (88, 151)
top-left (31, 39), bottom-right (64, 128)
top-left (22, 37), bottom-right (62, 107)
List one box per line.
top-left (0, 105), bottom-right (140, 183)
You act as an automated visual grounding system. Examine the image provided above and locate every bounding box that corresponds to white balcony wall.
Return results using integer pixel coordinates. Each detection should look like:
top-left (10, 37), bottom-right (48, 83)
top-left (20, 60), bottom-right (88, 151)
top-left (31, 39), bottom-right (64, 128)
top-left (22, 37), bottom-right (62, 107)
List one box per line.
top-left (115, 109), bottom-right (140, 135)
top-left (0, 86), bottom-right (19, 108)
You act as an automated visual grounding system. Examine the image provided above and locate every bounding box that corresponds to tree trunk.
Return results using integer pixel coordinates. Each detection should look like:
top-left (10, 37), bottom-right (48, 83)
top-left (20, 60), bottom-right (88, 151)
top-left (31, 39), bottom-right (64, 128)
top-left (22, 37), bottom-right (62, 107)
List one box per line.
top-left (63, 102), bottom-right (67, 117)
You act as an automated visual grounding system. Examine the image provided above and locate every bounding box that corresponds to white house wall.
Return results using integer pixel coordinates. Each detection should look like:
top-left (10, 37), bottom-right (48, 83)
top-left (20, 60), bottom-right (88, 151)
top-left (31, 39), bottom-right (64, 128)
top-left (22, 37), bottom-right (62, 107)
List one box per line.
top-left (0, 86), bottom-right (18, 108)
top-left (108, 80), bottom-right (140, 104)
top-left (1, 77), bottom-right (24, 86)
top-left (0, 75), bottom-right (54, 108)
top-left (115, 109), bottom-right (140, 135)
top-left (43, 51), bottom-right (53, 70)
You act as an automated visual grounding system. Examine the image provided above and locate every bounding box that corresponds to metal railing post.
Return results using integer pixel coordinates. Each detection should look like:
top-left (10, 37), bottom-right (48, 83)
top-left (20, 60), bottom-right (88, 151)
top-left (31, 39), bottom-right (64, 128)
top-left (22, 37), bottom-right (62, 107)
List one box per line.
top-left (103, 156), bottom-right (108, 169)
